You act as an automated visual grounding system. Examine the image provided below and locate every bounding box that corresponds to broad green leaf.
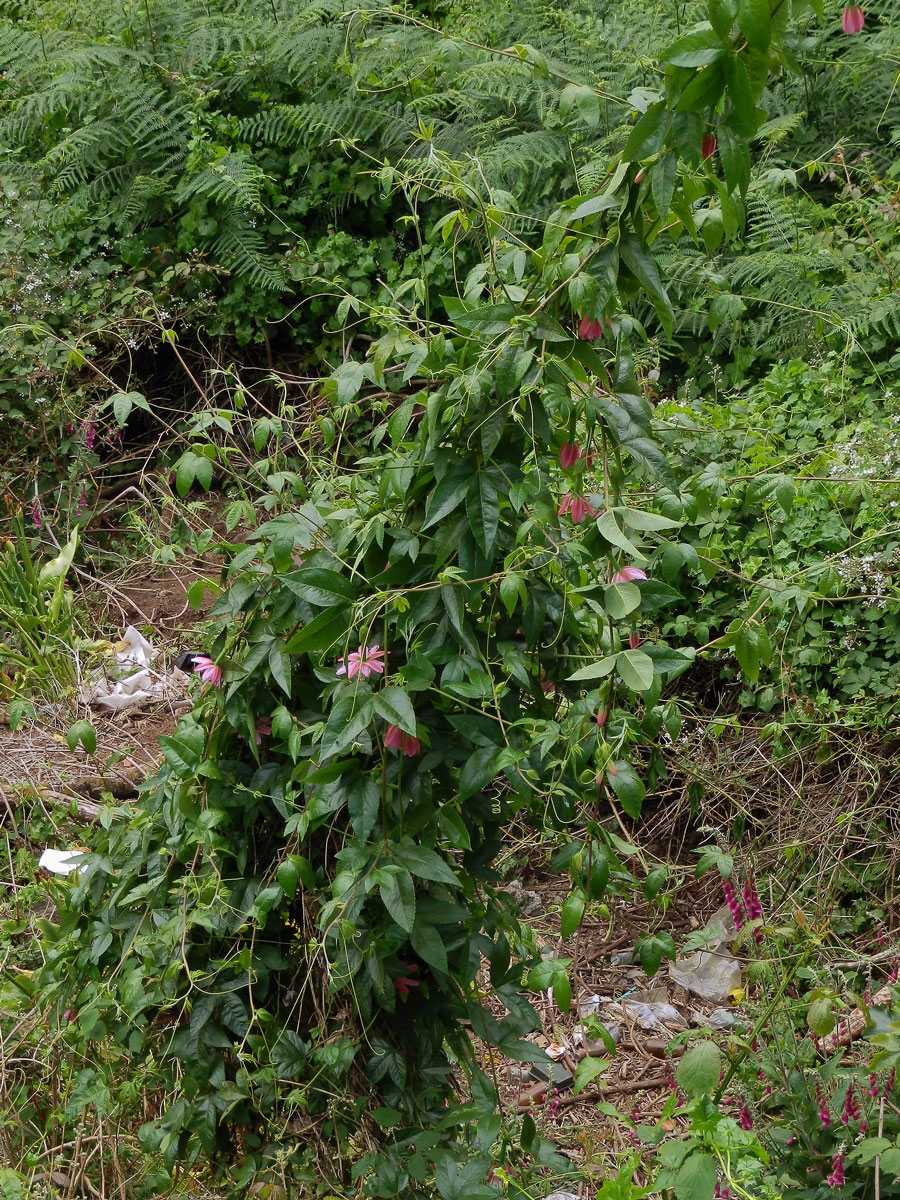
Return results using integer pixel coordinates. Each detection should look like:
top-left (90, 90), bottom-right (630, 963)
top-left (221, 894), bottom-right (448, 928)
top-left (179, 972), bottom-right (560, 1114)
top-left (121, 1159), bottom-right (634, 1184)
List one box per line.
top-left (553, 972), bottom-right (572, 1016)
top-left (393, 841), bottom-right (459, 887)
top-left (663, 25), bottom-right (726, 67)
top-left (411, 920), bottom-right (448, 974)
top-left (66, 720), bottom-right (96, 755)
top-left (675, 1153), bottom-right (717, 1200)
top-left (604, 581), bottom-right (641, 619)
top-left (717, 122), bottom-right (751, 196)
top-left (459, 744), bottom-right (500, 800)
top-left (651, 152), bottom-right (678, 219)
top-left (454, 303), bottom-right (517, 336)
top-left (608, 760), bottom-right (646, 818)
top-left (596, 510), bottom-right (646, 560)
top-left (560, 889), bottom-right (586, 938)
top-left (569, 194), bottom-right (622, 222)
top-left (567, 654), bottom-right (618, 682)
top-left (374, 686), bottom-right (417, 736)
top-left (574, 1055), bottom-right (609, 1094)
top-left (737, 0), bottom-right (771, 52)
top-left (284, 607), bottom-right (348, 654)
top-left (618, 507), bottom-right (681, 532)
top-left (423, 466), bottom-right (472, 529)
top-left (617, 648), bottom-right (654, 692)
top-left (38, 529), bottom-right (78, 588)
top-left (676, 1041), bottom-right (722, 1097)
top-left (268, 642), bottom-right (291, 696)
top-left (636, 931), bottom-right (676, 976)
top-left (380, 869), bottom-right (416, 933)
top-left (466, 474), bottom-right (500, 557)
top-left (807, 997), bottom-right (835, 1037)
top-left (623, 101), bottom-right (669, 160)
top-left (619, 235), bottom-right (673, 335)
top-left (283, 567), bottom-right (355, 607)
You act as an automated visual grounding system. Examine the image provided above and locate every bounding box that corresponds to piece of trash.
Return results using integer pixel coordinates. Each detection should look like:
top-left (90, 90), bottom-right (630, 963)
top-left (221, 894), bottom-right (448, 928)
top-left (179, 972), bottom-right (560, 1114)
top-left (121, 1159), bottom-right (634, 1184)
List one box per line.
top-left (670, 948), bottom-right (742, 1003)
top-left (692, 1007), bottom-right (747, 1030)
top-left (529, 1061), bottom-right (574, 1089)
top-left (621, 998), bottom-right (687, 1030)
top-left (573, 1021), bottom-right (621, 1050)
top-left (578, 994), bottom-right (602, 1017)
top-left (38, 848), bottom-right (86, 876)
top-left (82, 626), bottom-right (187, 714)
top-left (507, 1065), bottom-right (531, 1082)
top-left (611, 950), bottom-right (634, 965)
top-left (546, 1041), bottom-right (568, 1060)
top-left (546, 1193), bottom-right (580, 1200)
top-left (175, 650), bottom-right (201, 673)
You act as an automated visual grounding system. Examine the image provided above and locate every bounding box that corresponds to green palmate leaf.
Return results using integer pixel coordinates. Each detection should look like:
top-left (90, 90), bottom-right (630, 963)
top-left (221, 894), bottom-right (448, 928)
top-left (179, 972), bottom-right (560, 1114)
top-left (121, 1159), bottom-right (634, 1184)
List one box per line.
top-left (617, 649), bottom-right (654, 691)
top-left (374, 686), bottom-right (416, 736)
top-left (676, 1041), bottom-right (722, 1097)
top-left (380, 869), bottom-right (417, 932)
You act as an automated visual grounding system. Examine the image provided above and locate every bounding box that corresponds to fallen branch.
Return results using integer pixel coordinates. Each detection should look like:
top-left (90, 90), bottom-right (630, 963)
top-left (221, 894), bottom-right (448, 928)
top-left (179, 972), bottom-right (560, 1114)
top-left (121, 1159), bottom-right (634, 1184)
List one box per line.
top-left (557, 1072), bottom-right (668, 1109)
top-left (818, 986), bottom-right (892, 1057)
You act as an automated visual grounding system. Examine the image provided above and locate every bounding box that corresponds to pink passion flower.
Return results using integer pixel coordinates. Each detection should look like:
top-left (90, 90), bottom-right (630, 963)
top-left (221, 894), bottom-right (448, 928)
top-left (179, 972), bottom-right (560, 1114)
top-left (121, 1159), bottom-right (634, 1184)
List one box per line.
top-left (610, 566), bottom-right (647, 584)
top-left (842, 5), bottom-right (864, 32)
top-left (336, 644), bottom-right (385, 680)
top-left (384, 723), bottom-right (421, 756)
top-left (558, 493), bottom-right (596, 524)
top-left (559, 442), bottom-right (582, 470)
top-left (394, 962), bottom-right (420, 996)
top-left (193, 655), bottom-right (223, 690)
top-left (577, 315), bottom-right (605, 340)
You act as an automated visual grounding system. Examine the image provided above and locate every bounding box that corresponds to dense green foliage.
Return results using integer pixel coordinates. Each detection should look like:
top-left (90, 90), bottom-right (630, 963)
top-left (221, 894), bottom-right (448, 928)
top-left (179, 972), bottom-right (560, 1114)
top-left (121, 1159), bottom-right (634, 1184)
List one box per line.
top-left (2, 0), bottom-right (900, 1197)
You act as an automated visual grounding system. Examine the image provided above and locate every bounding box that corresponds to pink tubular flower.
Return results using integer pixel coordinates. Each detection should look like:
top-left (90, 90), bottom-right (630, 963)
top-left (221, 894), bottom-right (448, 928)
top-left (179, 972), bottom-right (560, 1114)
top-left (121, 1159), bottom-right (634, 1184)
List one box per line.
top-left (610, 566), bottom-right (647, 584)
top-left (193, 655), bottom-right (223, 690)
top-left (557, 493), bottom-right (596, 524)
top-left (577, 315), bottom-right (604, 340)
top-left (738, 1104), bottom-right (753, 1131)
top-left (394, 962), bottom-right (419, 996)
top-left (336, 644), bottom-right (385, 680)
top-left (826, 1152), bottom-right (845, 1188)
top-left (83, 420), bottom-right (96, 452)
top-left (842, 1084), bottom-right (860, 1125)
top-left (30, 499), bottom-right (41, 528)
top-left (842, 5), bottom-right (864, 32)
top-left (559, 442), bottom-right (582, 470)
top-left (384, 723), bottom-right (421, 756)
top-left (702, 134), bottom-right (717, 160)
top-left (723, 878), bottom-right (745, 931)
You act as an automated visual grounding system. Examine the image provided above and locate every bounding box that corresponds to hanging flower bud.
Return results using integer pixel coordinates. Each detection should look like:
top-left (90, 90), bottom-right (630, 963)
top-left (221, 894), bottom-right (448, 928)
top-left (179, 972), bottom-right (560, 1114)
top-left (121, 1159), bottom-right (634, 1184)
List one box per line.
top-left (702, 134), bottom-right (717, 160)
top-left (842, 5), bottom-right (864, 33)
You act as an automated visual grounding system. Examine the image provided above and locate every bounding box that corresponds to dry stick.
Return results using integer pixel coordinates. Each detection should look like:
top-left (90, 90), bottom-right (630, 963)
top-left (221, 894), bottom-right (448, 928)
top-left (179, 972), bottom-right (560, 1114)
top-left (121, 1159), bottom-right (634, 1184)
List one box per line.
top-left (556, 1072), bottom-right (668, 1109)
top-left (876, 1095), bottom-right (885, 1200)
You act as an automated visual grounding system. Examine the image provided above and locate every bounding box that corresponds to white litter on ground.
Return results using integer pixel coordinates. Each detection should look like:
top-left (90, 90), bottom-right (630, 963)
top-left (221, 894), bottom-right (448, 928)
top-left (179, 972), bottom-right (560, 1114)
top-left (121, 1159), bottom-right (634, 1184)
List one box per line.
top-left (38, 848), bottom-right (87, 876)
top-left (81, 625), bottom-right (187, 713)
